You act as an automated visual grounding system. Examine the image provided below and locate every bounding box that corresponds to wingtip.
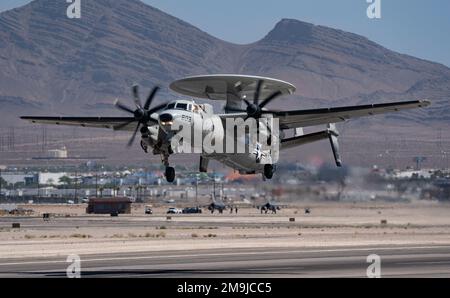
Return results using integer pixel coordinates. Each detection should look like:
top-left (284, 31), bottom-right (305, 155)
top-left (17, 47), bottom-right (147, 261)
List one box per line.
top-left (419, 99), bottom-right (432, 107)
top-left (20, 116), bottom-right (36, 123)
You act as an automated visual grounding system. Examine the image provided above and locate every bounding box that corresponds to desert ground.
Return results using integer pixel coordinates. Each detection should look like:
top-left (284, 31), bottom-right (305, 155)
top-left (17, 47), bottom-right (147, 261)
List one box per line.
top-left (1, 201), bottom-right (450, 259)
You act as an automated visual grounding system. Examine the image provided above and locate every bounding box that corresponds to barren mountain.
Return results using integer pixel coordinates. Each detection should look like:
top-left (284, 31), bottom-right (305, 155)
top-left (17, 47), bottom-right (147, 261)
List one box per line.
top-left (0, 0), bottom-right (449, 126)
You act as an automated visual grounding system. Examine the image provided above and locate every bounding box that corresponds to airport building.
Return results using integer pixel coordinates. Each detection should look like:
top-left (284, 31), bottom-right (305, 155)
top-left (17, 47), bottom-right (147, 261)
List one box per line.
top-left (38, 172), bottom-right (68, 186)
top-left (0, 172), bottom-right (38, 185)
top-left (46, 146), bottom-right (68, 159)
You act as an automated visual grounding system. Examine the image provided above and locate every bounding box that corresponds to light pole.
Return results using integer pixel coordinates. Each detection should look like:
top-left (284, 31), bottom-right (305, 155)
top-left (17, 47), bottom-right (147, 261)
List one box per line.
top-left (0, 167), bottom-right (2, 200)
top-left (0, 166), bottom-right (7, 201)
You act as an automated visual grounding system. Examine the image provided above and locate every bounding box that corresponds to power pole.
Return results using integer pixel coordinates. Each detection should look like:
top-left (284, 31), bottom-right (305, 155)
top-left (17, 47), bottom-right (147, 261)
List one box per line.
top-left (74, 169), bottom-right (78, 203)
top-left (195, 175), bottom-right (198, 205)
top-left (42, 126), bottom-right (47, 152)
top-left (447, 152), bottom-right (449, 171)
top-left (414, 156), bottom-right (426, 171)
top-left (136, 186), bottom-right (140, 202)
top-left (95, 169), bottom-right (98, 198)
top-left (8, 127), bottom-right (14, 151)
top-left (37, 172), bottom-right (40, 199)
top-left (213, 174), bottom-right (216, 198)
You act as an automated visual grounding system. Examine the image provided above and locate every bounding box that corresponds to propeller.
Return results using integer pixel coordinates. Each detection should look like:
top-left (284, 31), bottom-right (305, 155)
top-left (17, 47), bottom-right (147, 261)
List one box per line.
top-left (226, 80), bottom-right (283, 146)
top-left (114, 84), bottom-right (166, 147)
top-left (227, 79), bottom-right (282, 120)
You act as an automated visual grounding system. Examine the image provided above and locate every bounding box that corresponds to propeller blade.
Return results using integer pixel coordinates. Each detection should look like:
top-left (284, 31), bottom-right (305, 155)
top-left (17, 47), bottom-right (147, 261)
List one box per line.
top-left (260, 109), bottom-right (279, 114)
top-left (243, 98), bottom-right (251, 107)
top-left (147, 102), bottom-right (168, 115)
top-left (127, 123), bottom-right (141, 147)
top-left (144, 86), bottom-right (160, 110)
top-left (254, 80), bottom-right (263, 105)
top-left (113, 119), bottom-right (136, 131)
top-left (132, 84), bottom-right (142, 108)
top-left (225, 107), bottom-right (246, 113)
top-left (259, 91), bottom-right (282, 109)
top-left (114, 99), bottom-right (135, 114)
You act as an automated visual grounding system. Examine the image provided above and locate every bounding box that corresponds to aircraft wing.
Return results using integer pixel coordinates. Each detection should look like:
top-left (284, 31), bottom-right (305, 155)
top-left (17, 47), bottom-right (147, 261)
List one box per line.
top-left (20, 116), bottom-right (140, 131)
top-left (281, 131), bottom-right (330, 150)
top-left (272, 100), bottom-right (430, 129)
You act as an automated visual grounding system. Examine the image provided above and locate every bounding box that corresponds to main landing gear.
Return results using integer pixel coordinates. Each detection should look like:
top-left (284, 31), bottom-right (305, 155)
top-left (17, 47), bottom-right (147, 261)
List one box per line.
top-left (263, 164), bottom-right (274, 179)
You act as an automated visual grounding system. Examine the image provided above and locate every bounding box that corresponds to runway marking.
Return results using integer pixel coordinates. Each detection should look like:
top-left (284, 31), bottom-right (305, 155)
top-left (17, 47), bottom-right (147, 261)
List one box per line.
top-left (1, 245), bottom-right (450, 267)
top-left (396, 261), bottom-right (450, 266)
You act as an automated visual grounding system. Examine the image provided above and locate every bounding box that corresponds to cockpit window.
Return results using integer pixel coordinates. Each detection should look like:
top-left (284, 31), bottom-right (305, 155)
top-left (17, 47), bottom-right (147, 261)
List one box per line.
top-left (167, 103), bottom-right (175, 109)
top-left (176, 103), bottom-right (188, 110)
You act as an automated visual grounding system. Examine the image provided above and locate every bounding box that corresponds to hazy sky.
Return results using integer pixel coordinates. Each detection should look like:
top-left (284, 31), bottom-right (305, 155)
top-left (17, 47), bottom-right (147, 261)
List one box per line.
top-left (1, 0), bottom-right (449, 67)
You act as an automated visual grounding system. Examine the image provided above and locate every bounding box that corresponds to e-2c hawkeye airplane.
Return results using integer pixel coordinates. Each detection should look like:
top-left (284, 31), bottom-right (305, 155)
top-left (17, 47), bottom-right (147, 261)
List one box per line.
top-left (21, 75), bottom-right (430, 182)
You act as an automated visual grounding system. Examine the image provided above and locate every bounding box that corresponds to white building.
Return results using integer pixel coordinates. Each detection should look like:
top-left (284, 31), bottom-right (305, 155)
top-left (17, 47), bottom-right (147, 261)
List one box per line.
top-left (39, 173), bottom-right (68, 185)
top-left (1, 172), bottom-right (28, 184)
top-left (394, 169), bottom-right (432, 179)
top-left (0, 204), bottom-right (17, 211)
top-left (47, 146), bottom-right (68, 159)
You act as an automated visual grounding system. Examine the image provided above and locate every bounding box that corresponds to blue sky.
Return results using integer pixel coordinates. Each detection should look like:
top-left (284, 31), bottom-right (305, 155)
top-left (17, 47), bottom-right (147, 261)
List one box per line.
top-left (1, 0), bottom-right (450, 67)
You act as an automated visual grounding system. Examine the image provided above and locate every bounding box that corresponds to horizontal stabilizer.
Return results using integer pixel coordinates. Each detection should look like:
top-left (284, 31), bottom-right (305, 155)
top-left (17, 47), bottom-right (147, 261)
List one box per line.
top-left (281, 123), bottom-right (342, 167)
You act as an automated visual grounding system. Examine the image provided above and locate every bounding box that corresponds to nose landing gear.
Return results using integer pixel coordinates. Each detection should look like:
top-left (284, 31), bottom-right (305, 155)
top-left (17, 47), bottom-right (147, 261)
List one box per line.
top-left (165, 167), bottom-right (175, 183)
top-left (162, 154), bottom-right (176, 183)
top-left (165, 166), bottom-right (175, 183)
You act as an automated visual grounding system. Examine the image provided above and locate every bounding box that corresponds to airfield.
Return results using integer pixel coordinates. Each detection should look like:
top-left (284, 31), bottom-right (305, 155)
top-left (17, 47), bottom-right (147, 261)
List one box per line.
top-left (1, 201), bottom-right (450, 277)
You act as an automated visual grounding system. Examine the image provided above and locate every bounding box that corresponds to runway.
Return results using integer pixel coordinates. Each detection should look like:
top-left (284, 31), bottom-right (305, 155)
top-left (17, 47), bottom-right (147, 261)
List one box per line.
top-left (1, 245), bottom-right (450, 278)
top-left (2, 203), bottom-right (450, 278)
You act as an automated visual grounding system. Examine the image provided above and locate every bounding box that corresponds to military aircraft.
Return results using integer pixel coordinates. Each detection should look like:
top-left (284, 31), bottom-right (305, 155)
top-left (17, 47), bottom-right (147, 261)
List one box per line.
top-left (21, 75), bottom-right (430, 182)
top-left (207, 195), bottom-right (227, 214)
top-left (259, 202), bottom-right (281, 214)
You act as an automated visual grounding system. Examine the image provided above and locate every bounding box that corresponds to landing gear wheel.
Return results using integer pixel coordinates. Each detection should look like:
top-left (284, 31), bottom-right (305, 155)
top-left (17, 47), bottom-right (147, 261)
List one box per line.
top-left (140, 140), bottom-right (148, 153)
top-left (264, 164), bottom-right (274, 179)
top-left (165, 166), bottom-right (175, 183)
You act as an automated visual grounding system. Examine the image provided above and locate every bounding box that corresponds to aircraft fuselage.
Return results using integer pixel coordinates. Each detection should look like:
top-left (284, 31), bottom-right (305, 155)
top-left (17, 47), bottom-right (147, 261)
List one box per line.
top-left (141, 99), bottom-right (275, 175)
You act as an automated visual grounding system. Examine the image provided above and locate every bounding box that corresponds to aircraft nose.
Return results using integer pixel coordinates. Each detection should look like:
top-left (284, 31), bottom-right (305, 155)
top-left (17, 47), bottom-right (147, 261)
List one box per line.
top-left (159, 113), bottom-right (173, 123)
